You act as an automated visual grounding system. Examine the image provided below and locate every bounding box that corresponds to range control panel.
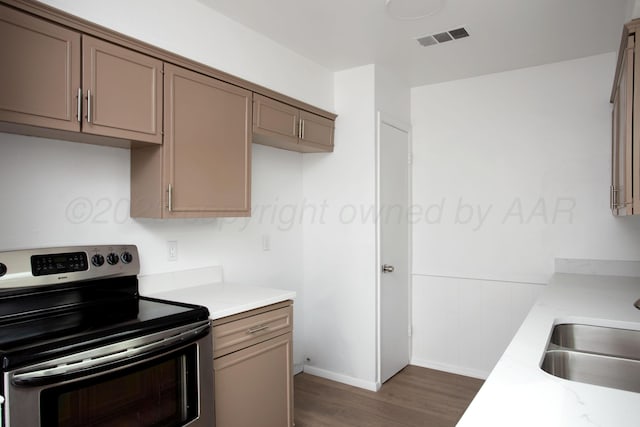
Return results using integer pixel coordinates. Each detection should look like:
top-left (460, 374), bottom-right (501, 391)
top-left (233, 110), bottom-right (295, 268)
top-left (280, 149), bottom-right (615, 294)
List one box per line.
top-left (0, 245), bottom-right (139, 289)
top-left (31, 252), bottom-right (88, 276)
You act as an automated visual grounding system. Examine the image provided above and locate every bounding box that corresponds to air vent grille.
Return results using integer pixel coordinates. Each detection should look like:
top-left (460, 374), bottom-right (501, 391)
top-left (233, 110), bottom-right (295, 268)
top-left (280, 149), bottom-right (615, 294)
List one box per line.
top-left (417, 26), bottom-right (469, 47)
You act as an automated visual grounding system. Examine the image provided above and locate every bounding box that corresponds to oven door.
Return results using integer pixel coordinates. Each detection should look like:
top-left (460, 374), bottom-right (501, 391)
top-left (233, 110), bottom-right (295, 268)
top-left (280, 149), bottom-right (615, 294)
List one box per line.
top-left (3, 320), bottom-right (214, 427)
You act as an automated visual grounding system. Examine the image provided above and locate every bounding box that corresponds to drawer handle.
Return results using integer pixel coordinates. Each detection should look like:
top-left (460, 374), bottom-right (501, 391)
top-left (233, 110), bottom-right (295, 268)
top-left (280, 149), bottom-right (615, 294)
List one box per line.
top-left (247, 324), bottom-right (269, 334)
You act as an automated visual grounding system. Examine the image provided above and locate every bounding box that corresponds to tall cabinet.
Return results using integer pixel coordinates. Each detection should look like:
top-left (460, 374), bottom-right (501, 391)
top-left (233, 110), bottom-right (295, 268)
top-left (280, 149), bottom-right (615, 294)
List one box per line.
top-left (611, 20), bottom-right (640, 216)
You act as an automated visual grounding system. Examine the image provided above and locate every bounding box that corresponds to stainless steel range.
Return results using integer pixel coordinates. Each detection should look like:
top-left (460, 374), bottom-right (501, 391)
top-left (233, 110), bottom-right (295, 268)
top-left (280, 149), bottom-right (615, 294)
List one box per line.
top-left (0, 245), bottom-right (214, 427)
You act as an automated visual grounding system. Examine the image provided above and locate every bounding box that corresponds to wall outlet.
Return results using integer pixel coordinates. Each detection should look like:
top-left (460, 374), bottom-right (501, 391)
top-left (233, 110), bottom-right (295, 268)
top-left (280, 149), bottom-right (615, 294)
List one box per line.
top-left (262, 234), bottom-right (270, 251)
top-left (168, 240), bottom-right (178, 261)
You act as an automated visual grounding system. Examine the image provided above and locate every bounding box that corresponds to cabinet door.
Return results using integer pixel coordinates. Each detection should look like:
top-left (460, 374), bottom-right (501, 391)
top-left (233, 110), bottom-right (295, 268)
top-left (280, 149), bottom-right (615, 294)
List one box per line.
top-left (0, 4), bottom-right (80, 132)
top-left (299, 110), bottom-right (334, 152)
top-left (214, 333), bottom-right (293, 427)
top-left (612, 35), bottom-right (634, 216)
top-left (253, 94), bottom-right (300, 150)
top-left (164, 64), bottom-right (251, 217)
top-left (82, 35), bottom-right (162, 143)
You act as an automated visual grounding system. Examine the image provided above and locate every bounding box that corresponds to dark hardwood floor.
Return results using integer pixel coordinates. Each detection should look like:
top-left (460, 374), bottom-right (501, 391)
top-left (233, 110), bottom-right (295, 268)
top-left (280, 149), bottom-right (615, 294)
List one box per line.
top-left (294, 365), bottom-right (483, 427)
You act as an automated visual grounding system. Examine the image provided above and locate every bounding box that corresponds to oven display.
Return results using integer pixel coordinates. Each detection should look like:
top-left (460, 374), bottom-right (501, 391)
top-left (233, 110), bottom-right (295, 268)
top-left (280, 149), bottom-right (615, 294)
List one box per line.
top-left (31, 252), bottom-right (88, 276)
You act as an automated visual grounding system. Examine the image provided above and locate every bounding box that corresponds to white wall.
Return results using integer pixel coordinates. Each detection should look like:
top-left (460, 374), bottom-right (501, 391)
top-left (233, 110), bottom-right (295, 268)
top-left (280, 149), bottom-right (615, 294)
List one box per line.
top-left (37, 0), bottom-right (334, 111)
top-left (302, 65), bottom-right (378, 390)
top-left (410, 52), bottom-right (640, 378)
top-left (629, 0), bottom-right (640, 20)
top-left (1, 0), bottom-right (335, 372)
top-left (300, 64), bottom-right (410, 389)
top-left (375, 66), bottom-right (411, 124)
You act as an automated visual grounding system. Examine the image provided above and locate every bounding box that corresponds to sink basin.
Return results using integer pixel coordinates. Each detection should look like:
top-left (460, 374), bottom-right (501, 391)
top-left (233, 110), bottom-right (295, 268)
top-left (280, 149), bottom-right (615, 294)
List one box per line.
top-left (550, 323), bottom-right (640, 360)
top-left (541, 323), bottom-right (640, 393)
top-left (542, 350), bottom-right (640, 393)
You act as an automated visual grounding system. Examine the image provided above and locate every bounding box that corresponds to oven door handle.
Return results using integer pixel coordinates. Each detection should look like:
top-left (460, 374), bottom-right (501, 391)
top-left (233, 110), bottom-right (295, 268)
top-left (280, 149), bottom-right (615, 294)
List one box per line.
top-left (11, 321), bottom-right (210, 386)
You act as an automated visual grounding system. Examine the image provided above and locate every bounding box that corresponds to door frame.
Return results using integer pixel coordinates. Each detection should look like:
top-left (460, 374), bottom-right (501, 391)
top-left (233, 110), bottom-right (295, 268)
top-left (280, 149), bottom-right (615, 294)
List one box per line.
top-left (375, 111), bottom-right (412, 388)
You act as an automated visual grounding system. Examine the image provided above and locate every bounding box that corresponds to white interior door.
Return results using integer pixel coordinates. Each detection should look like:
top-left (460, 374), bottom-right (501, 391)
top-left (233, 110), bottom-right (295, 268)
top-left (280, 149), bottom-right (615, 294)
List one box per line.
top-left (378, 114), bottom-right (410, 384)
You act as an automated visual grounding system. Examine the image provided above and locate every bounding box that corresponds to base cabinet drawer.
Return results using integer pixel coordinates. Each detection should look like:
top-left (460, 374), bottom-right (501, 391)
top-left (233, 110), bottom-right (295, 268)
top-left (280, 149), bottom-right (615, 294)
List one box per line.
top-left (214, 332), bottom-right (293, 427)
top-left (212, 301), bottom-right (294, 427)
top-left (213, 304), bottom-right (292, 358)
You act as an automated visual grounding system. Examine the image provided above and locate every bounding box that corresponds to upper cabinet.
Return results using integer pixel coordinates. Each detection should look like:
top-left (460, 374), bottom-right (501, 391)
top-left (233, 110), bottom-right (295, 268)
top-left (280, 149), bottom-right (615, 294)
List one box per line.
top-left (0, 4), bottom-right (162, 144)
top-left (0, 0), bottom-right (336, 218)
top-left (253, 94), bottom-right (334, 153)
top-left (0, 4), bottom-right (81, 132)
top-left (82, 36), bottom-right (162, 144)
top-left (131, 64), bottom-right (252, 218)
top-left (611, 21), bottom-right (640, 216)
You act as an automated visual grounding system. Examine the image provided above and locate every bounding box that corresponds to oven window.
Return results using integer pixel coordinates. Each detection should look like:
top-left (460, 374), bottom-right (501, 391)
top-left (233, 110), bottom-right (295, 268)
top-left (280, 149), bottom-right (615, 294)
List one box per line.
top-left (40, 346), bottom-right (198, 427)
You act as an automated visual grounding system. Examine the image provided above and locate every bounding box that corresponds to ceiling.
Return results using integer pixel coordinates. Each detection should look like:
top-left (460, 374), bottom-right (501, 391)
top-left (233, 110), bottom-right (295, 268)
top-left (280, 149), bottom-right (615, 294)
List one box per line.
top-left (197, 0), bottom-right (633, 88)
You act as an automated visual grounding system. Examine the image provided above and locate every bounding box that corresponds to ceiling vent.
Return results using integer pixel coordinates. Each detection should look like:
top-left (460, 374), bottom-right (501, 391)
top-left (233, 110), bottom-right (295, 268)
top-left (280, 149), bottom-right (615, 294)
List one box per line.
top-left (417, 26), bottom-right (469, 47)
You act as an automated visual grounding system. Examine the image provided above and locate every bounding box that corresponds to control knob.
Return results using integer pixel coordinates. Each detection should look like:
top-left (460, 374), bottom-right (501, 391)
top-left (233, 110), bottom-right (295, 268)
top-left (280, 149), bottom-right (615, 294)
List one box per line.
top-left (120, 251), bottom-right (133, 264)
top-left (106, 253), bottom-right (119, 266)
top-left (0, 262), bottom-right (6, 277)
top-left (91, 254), bottom-right (105, 267)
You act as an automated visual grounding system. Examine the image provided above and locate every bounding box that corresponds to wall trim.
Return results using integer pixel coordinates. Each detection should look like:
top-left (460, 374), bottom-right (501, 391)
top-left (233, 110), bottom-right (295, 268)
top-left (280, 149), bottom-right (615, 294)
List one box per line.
top-left (410, 358), bottom-right (489, 380)
top-left (412, 273), bottom-right (547, 287)
top-left (302, 365), bottom-right (380, 391)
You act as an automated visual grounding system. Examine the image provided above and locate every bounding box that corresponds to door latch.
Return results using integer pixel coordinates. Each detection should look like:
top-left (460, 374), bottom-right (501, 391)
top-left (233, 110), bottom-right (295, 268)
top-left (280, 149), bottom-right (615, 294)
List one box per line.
top-left (382, 264), bottom-right (395, 273)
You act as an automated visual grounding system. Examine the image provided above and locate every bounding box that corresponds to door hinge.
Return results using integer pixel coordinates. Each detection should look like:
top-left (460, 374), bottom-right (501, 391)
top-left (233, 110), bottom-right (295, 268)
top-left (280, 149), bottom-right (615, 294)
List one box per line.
top-left (408, 325), bottom-right (412, 337)
top-left (408, 152), bottom-right (413, 165)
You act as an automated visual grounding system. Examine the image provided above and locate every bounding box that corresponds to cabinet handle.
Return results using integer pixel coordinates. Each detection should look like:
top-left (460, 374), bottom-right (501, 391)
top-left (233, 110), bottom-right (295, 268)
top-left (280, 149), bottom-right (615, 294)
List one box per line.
top-left (247, 324), bottom-right (269, 334)
top-left (301, 119), bottom-right (305, 140)
top-left (76, 88), bottom-right (82, 123)
top-left (167, 184), bottom-right (173, 212)
top-left (86, 89), bottom-right (92, 123)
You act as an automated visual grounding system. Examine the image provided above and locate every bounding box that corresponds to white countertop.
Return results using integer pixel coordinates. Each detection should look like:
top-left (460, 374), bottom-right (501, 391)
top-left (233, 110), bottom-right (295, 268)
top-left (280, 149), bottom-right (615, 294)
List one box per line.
top-left (458, 273), bottom-right (640, 427)
top-left (148, 282), bottom-right (296, 320)
top-left (138, 267), bottom-right (296, 320)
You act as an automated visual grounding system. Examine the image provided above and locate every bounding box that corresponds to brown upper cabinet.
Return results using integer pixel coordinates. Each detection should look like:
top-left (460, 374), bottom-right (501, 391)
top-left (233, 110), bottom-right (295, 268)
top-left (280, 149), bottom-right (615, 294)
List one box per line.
top-left (253, 94), bottom-right (334, 153)
top-left (0, 4), bottom-right (162, 144)
top-left (1, 0), bottom-right (336, 217)
top-left (131, 64), bottom-right (252, 218)
top-left (611, 20), bottom-right (640, 216)
top-left (0, 4), bottom-right (80, 132)
top-left (81, 36), bottom-right (162, 144)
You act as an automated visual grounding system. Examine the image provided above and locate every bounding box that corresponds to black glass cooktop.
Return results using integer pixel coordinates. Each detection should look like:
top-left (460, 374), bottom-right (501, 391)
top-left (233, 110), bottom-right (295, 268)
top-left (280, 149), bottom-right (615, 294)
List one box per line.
top-left (0, 276), bottom-right (209, 370)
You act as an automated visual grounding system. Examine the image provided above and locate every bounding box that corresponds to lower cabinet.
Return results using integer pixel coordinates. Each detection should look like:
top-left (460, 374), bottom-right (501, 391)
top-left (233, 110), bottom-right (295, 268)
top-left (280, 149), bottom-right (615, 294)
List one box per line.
top-left (212, 301), bottom-right (293, 427)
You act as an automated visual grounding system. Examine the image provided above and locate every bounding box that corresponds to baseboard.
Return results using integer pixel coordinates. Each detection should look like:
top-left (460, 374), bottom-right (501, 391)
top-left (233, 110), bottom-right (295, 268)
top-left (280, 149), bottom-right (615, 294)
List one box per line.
top-left (293, 363), bottom-right (304, 375)
top-left (302, 365), bottom-right (380, 391)
top-left (410, 358), bottom-right (489, 380)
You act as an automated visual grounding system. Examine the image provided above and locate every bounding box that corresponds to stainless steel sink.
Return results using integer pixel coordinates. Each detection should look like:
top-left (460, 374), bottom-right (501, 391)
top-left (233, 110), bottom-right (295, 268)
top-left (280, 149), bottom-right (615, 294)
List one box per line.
top-left (549, 323), bottom-right (640, 360)
top-left (542, 350), bottom-right (640, 393)
top-left (541, 323), bottom-right (640, 393)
